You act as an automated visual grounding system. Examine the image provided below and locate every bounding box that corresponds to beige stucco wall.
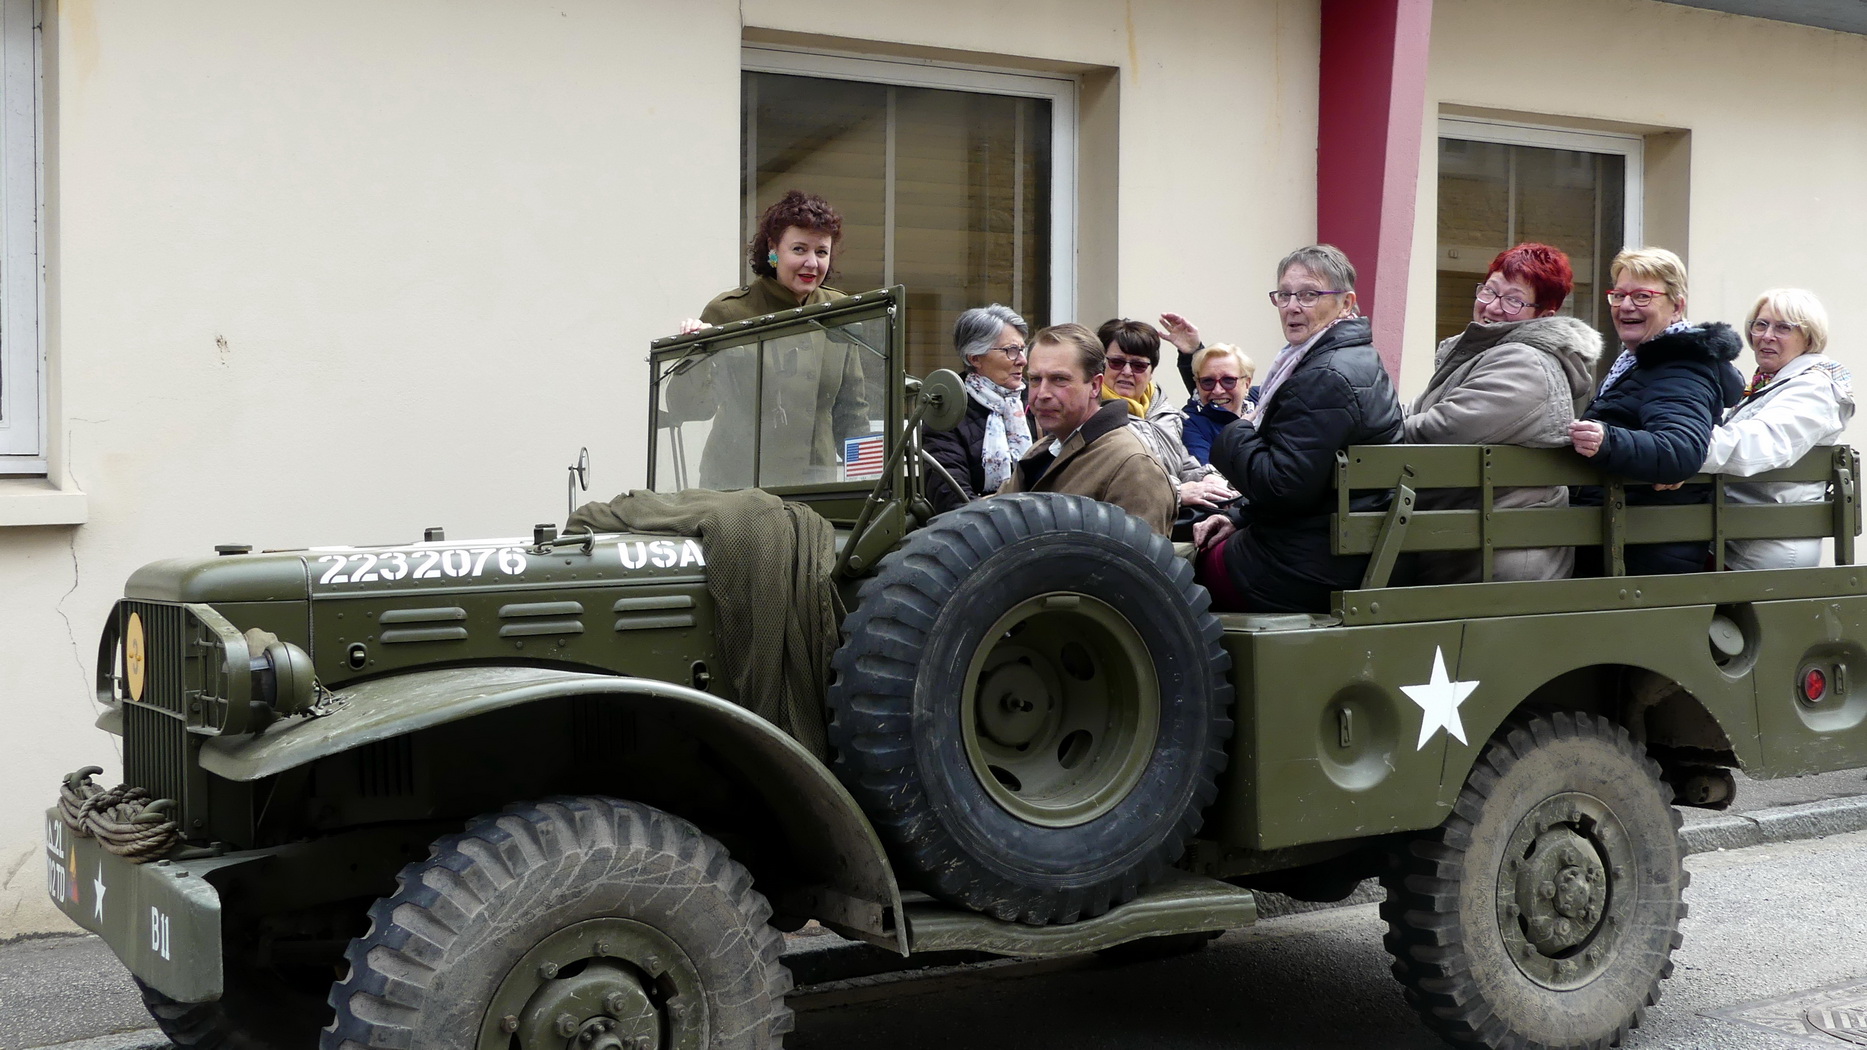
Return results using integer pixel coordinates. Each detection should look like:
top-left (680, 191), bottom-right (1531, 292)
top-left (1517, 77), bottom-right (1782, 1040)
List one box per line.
top-left (1404, 0), bottom-right (1867, 468)
top-left (0, 0), bottom-right (1318, 936)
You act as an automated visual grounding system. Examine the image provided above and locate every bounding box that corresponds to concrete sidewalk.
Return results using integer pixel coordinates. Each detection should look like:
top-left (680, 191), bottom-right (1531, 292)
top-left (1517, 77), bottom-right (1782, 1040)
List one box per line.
top-left (5, 767), bottom-right (1865, 1050)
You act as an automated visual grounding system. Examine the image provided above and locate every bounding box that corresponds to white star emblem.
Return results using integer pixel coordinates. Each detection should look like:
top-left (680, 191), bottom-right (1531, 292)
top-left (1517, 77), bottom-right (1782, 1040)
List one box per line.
top-left (1400, 646), bottom-right (1479, 750)
top-left (93, 864), bottom-right (106, 921)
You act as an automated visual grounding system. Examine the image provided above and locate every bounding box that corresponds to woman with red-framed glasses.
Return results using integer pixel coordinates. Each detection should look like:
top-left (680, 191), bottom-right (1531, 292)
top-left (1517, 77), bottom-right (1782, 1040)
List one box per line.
top-left (1567, 246), bottom-right (1745, 576)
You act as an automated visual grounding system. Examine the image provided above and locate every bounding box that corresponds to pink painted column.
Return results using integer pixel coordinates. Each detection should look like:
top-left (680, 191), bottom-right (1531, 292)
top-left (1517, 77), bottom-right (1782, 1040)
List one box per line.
top-left (1316, 0), bottom-right (1435, 378)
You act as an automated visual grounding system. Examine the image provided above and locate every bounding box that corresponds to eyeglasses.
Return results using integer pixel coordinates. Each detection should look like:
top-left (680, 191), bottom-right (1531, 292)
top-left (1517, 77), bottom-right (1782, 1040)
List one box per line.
top-left (1197, 375), bottom-right (1242, 391)
top-left (1105, 355), bottom-right (1153, 373)
top-left (1268, 289), bottom-right (1347, 307)
top-left (1606, 288), bottom-right (1670, 308)
top-left (1474, 284), bottom-right (1536, 313)
top-left (1749, 319), bottom-right (1803, 338)
top-left (988, 343), bottom-right (1027, 359)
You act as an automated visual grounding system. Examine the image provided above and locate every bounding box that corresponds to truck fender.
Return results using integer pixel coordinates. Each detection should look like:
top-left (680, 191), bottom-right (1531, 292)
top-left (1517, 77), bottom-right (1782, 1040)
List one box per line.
top-left (199, 666), bottom-right (905, 950)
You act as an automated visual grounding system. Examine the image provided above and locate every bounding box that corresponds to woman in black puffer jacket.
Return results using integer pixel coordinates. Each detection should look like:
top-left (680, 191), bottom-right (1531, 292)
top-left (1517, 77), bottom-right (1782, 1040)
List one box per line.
top-left (1200, 245), bottom-right (1404, 613)
top-left (1570, 247), bottom-right (1743, 575)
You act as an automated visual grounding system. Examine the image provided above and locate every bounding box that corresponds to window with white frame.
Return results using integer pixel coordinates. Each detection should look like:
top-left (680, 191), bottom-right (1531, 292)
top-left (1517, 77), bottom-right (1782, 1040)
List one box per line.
top-left (742, 48), bottom-right (1075, 381)
top-left (1437, 118), bottom-right (1642, 348)
top-left (0, 0), bottom-right (40, 471)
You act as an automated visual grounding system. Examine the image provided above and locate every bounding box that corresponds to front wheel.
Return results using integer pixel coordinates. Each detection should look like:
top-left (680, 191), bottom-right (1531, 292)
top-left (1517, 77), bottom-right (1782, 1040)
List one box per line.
top-left (1381, 711), bottom-right (1686, 1050)
top-left (323, 797), bottom-right (791, 1050)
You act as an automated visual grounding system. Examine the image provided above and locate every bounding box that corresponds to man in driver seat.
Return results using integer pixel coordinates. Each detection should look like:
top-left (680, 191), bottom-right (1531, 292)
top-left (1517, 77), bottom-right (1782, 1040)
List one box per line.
top-left (997, 323), bottom-right (1175, 536)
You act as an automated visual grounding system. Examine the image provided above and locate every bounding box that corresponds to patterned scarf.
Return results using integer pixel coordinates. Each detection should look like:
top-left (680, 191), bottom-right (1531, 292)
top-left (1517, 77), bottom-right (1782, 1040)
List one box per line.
top-left (964, 370), bottom-right (1032, 491)
top-left (1247, 318), bottom-right (1343, 425)
top-left (1744, 370), bottom-right (1777, 397)
top-left (1599, 318), bottom-right (1693, 396)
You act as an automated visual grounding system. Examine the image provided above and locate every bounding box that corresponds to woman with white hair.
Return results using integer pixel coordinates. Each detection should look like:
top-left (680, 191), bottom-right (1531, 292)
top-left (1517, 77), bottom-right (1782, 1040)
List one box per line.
top-left (924, 304), bottom-right (1033, 512)
top-left (1698, 288), bottom-right (1854, 569)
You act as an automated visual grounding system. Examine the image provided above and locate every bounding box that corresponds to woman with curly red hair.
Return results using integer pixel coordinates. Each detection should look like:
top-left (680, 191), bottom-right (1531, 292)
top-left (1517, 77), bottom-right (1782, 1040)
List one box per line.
top-left (681, 190), bottom-right (848, 332)
top-left (666, 191), bottom-right (870, 488)
top-left (1401, 242), bottom-right (1602, 582)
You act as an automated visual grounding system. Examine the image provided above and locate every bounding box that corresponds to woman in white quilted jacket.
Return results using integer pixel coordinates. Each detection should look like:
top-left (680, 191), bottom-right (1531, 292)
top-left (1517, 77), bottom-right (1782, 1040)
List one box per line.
top-left (1701, 288), bottom-right (1854, 569)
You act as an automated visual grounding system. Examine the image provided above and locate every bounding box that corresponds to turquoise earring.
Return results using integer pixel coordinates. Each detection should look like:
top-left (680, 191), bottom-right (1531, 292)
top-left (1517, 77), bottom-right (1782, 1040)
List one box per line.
top-left (767, 251), bottom-right (778, 267)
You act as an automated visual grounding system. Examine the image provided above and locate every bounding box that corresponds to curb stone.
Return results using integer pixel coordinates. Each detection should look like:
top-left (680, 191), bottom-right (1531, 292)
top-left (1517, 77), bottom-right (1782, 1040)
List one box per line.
top-left (1679, 794), bottom-right (1867, 853)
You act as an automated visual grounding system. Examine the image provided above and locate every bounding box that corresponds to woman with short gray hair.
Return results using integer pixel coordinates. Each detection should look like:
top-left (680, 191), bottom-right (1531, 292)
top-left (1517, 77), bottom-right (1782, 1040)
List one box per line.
top-left (924, 304), bottom-right (1033, 512)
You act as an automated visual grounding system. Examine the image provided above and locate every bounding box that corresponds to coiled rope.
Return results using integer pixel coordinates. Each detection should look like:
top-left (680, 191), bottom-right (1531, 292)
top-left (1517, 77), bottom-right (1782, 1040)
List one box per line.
top-left (57, 766), bottom-right (182, 863)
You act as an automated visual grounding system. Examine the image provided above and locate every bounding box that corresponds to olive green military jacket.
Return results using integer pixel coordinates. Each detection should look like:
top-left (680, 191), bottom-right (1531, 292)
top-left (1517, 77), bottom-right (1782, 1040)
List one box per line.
top-left (664, 277), bottom-right (870, 489)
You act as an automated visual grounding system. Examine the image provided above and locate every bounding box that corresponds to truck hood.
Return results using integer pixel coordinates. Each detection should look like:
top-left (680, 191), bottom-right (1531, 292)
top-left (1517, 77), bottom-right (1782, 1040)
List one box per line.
top-left (126, 534), bottom-right (710, 604)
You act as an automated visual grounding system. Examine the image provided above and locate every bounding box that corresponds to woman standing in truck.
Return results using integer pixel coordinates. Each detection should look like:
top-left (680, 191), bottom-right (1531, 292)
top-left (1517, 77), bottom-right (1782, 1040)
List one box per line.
top-left (1568, 247), bottom-right (1744, 575)
top-left (1697, 288), bottom-right (1854, 569)
top-left (1402, 243), bottom-right (1601, 582)
top-left (664, 191), bottom-right (871, 489)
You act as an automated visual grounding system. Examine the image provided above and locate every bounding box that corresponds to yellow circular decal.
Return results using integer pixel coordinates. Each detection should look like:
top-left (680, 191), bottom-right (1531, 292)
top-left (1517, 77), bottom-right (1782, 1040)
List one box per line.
top-left (125, 611), bottom-right (146, 703)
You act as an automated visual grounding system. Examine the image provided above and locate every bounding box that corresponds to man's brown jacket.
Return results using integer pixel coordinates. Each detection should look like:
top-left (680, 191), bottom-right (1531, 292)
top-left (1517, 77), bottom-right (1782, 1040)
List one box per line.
top-left (996, 400), bottom-right (1175, 536)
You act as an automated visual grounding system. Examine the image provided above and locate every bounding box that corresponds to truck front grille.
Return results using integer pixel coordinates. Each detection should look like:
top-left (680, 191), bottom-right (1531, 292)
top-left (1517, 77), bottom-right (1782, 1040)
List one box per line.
top-left (125, 601), bottom-right (190, 716)
top-left (122, 702), bottom-right (189, 807)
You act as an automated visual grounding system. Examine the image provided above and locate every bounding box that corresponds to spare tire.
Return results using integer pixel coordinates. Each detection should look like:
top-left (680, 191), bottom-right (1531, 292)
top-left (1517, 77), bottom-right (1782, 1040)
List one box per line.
top-left (827, 493), bottom-right (1232, 924)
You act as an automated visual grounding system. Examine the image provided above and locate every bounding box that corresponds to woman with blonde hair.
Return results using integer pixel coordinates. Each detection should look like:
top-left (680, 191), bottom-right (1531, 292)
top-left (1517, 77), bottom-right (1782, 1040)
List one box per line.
top-left (1568, 246), bottom-right (1743, 575)
top-left (1697, 288), bottom-right (1854, 568)
top-left (1180, 342), bottom-right (1254, 465)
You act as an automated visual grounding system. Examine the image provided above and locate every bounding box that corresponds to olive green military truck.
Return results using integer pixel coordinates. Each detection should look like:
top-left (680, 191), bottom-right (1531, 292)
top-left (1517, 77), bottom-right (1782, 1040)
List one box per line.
top-left (47, 287), bottom-right (1867, 1050)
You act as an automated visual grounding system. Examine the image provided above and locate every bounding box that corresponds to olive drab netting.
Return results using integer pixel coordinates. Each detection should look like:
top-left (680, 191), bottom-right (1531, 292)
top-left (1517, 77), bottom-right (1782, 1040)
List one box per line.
top-left (568, 488), bottom-right (841, 759)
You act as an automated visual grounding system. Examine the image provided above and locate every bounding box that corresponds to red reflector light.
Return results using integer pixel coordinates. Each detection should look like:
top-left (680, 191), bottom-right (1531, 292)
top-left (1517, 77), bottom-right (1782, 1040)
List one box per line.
top-left (1804, 668), bottom-right (1828, 702)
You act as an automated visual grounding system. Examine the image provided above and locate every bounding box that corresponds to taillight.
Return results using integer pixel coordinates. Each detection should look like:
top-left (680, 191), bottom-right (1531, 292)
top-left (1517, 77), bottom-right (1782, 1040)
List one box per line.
top-left (1803, 668), bottom-right (1828, 703)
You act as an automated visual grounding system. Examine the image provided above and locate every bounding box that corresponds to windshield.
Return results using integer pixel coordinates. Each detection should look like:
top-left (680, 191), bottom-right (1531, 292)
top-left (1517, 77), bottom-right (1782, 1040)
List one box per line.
top-left (648, 289), bottom-right (900, 494)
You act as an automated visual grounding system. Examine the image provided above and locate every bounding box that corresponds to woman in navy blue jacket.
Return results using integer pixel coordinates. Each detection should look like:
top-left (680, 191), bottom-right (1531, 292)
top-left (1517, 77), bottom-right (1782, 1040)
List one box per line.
top-left (1179, 343), bottom-right (1253, 465)
top-left (1570, 247), bottom-right (1743, 575)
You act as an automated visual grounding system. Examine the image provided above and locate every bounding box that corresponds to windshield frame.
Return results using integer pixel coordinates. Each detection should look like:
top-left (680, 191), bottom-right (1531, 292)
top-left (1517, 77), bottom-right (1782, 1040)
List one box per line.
top-left (646, 286), bottom-right (905, 509)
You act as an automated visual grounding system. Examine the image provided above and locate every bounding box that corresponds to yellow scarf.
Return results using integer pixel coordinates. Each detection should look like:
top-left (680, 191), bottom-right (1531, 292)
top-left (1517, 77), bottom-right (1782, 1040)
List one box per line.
top-left (1102, 379), bottom-right (1154, 418)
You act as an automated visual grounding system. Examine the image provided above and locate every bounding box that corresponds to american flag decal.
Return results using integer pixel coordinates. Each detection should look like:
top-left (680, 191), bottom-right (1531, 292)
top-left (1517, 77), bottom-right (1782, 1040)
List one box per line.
top-left (843, 434), bottom-right (886, 481)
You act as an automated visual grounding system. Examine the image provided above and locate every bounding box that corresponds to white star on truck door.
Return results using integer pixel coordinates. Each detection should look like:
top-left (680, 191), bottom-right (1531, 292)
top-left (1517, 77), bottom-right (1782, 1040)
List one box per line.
top-left (93, 863), bottom-right (106, 920)
top-left (1401, 646), bottom-right (1479, 750)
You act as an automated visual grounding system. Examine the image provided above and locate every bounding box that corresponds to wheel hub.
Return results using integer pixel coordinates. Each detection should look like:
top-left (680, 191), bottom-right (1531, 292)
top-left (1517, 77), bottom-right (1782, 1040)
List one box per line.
top-left (976, 658), bottom-right (1054, 748)
top-left (960, 594), bottom-right (1160, 828)
top-left (480, 918), bottom-right (703, 1050)
top-left (1515, 827), bottom-right (1607, 954)
top-left (1495, 792), bottom-right (1632, 991)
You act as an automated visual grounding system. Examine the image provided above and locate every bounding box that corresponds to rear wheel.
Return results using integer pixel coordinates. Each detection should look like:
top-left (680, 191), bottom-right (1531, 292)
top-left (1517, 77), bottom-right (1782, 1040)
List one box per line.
top-left (322, 796), bottom-right (790, 1050)
top-left (1381, 711), bottom-right (1686, 1049)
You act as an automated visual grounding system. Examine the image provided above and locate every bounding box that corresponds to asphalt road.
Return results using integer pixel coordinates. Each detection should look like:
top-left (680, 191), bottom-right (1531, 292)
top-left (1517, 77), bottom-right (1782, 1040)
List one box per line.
top-left (5, 768), bottom-right (1866, 1050)
top-left (788, 830), bottom-right (1867, 1050)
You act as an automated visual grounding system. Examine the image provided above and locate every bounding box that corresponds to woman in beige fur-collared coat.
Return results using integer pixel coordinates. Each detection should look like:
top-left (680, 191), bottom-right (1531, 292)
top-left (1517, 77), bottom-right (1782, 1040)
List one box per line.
top-left (1403, 244), bottom-right (1601, 583)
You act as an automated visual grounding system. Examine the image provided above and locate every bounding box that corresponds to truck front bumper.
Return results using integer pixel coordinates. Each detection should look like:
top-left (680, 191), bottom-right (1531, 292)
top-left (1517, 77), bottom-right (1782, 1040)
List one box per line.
top-left (44, 807), bottom-right (228, 1003)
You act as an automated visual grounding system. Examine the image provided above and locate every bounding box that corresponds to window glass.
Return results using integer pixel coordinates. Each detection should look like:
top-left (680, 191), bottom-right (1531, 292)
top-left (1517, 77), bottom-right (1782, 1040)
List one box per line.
top-left (1437, 136), bottom-right (1630, 348)
top-left (653, 309), bottom-right (891, 493)
top-left (0, 0), bottom-right (40, 467)
top-left (744, 71), bottom-right (1051, 380)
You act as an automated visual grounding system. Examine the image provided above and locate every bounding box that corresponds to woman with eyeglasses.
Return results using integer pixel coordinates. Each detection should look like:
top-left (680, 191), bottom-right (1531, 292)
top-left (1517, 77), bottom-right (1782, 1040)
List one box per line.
top-left (1096, 318), bottom-right (1238, 509)
top-left (1693, 289), bottom-right (1854, 569)
top-left (1194, 244), bottom-right (1403, 613)
top-left (1402, 243), bottom-right (1601, 583)
top-left (1567, 246), bottom-right (1744, 575)
top-left (1180, 343), bottom-right (1255, 465)
top-left (923, 304), bottom-right (1034, 513)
